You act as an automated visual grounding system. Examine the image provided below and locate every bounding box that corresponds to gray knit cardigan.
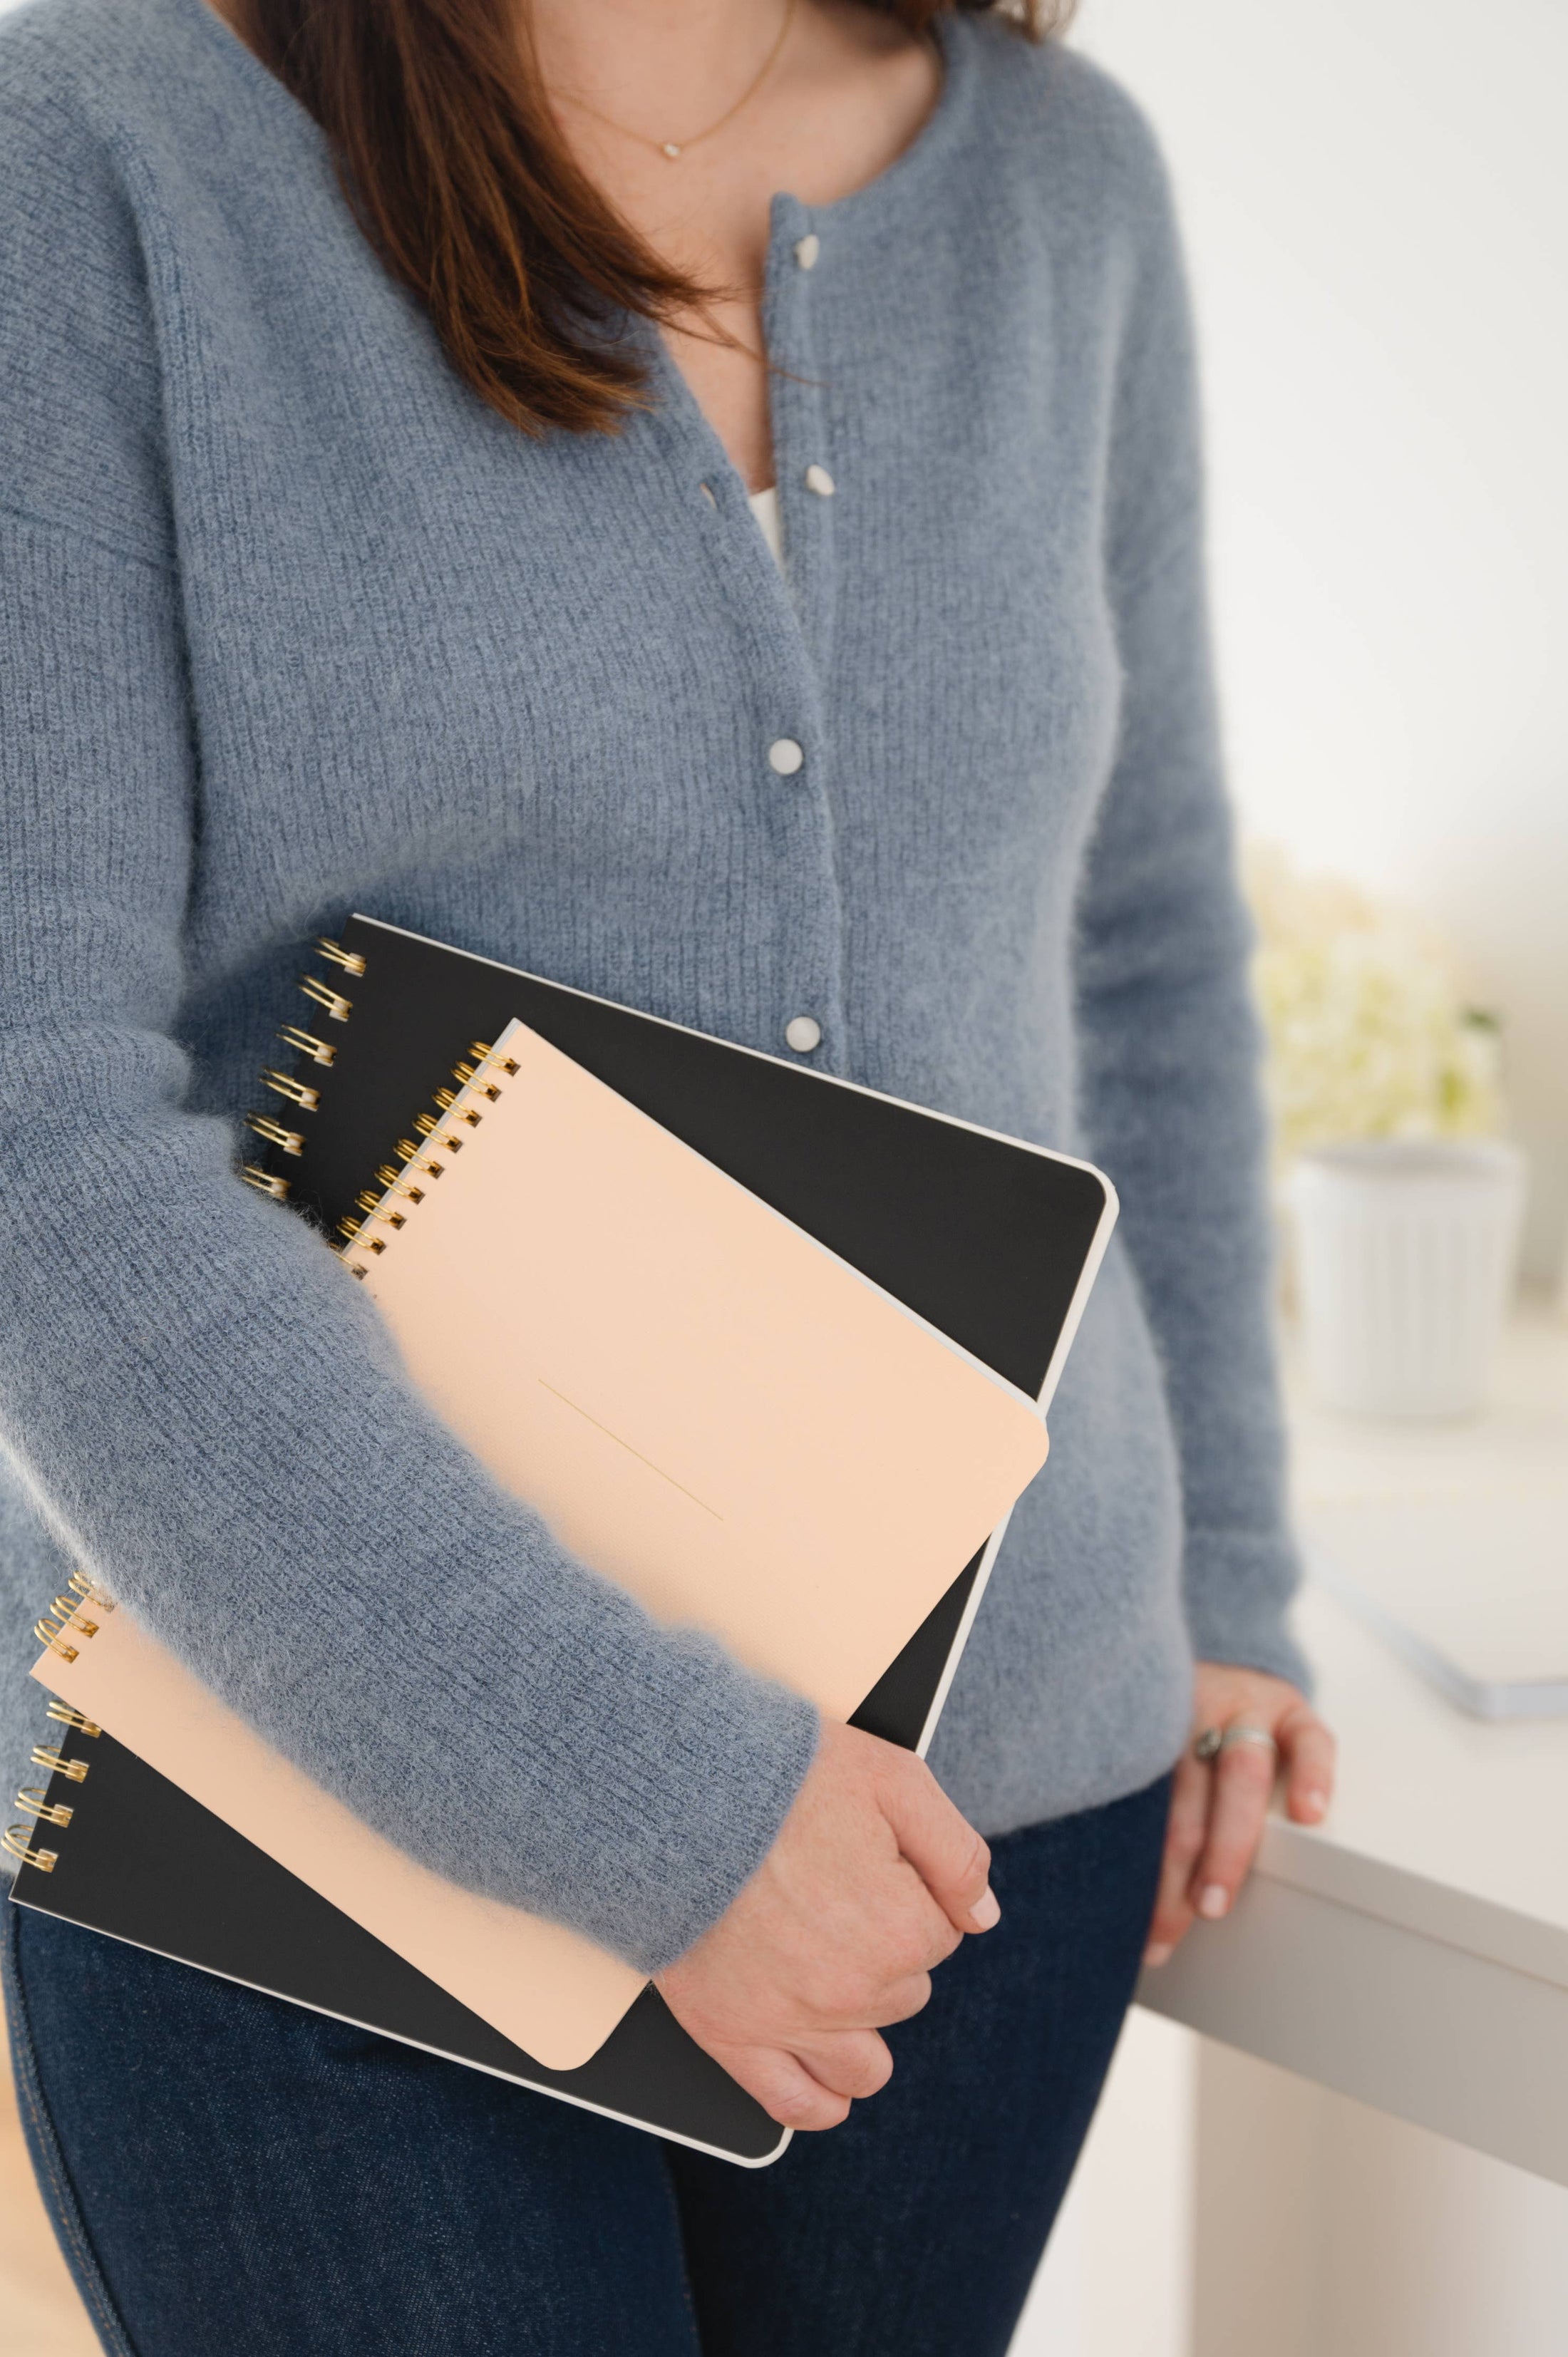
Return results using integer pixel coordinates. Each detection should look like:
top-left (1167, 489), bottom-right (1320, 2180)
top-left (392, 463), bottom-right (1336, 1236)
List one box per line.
top-left (0, 0), bottom-right (1306, 1971)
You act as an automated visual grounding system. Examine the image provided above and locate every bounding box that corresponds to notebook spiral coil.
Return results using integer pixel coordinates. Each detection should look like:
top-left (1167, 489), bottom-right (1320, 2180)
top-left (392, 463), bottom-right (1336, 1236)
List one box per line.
top-left (239, 938), bottom-right (361, 1203)
top-left (239, 937), bottom-right (520, 1267)
top-left (338, 1039), bottom-right (518, 1280)
top-left (5, 1585), bottom-right (110, 1873)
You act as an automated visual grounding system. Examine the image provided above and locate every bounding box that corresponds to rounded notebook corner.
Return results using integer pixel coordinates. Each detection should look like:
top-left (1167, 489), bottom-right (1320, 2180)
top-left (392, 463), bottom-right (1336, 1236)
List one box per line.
top-left (732, 2122), bottom-right (793, 2170)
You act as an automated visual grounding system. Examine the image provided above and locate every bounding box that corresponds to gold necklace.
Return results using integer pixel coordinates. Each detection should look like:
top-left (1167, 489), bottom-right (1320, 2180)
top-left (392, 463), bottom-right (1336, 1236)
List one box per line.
top-left (555, 0), bottom-right (797, 162)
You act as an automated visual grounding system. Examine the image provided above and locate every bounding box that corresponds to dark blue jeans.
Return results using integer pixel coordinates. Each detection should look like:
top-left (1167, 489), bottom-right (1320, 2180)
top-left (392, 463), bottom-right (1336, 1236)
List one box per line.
top-left (4, 1773), bottom-right (1169, 2357)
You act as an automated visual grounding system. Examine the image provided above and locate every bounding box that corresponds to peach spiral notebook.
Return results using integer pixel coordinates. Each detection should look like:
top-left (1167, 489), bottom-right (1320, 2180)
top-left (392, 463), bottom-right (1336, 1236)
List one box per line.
top-left (24, 1018), bottom-right (1051, 2075)
top-left (11, 917), bottom-right (1118, 2164)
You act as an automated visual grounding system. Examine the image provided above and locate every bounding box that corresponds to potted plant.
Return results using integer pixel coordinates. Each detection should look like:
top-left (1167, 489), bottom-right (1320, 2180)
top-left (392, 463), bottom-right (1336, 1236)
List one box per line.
top-left (1246, 848), bottom-right (1525, 1418)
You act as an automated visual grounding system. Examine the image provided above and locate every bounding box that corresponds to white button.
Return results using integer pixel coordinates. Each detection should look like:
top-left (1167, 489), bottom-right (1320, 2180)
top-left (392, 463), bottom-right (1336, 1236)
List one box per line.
top-left (698, 481), bottom-right (716, 507)
top-left (794, 233), bottom-right (820, 272)
top-left (785, 1015), bottom-right (822, 1053)
top-left (768, 737), bottom-right (805, 776)
top-left (804, 464), bottom-right (835, 498)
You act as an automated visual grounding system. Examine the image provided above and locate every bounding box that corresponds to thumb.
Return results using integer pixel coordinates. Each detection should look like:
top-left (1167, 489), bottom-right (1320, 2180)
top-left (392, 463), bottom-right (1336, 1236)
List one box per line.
top-left (880, 1758), bottom-right (998, 1936)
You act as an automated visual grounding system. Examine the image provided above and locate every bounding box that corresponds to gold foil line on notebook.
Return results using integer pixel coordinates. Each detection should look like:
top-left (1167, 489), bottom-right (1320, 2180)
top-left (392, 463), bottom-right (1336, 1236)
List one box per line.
top-left (537, 1380), bottom-right (725, 1521)
top-left (344, 1016), bottom-right (1049, 1723)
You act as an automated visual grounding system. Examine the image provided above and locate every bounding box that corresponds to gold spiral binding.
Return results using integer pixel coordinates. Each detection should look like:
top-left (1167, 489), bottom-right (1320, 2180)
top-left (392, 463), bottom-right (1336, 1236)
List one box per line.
top-left (46, 1701), bottom-right (102, 1738)
top-left (373, 1164), bottom-right (427, 1203)
top-left (2, 1827), bottom-right (57, 1872)
top-left (300, 974), bottom-right (353, 1023)
top-left (242, 1165), bottom-right (292, 1201)
top-left (279, 1023), bottom-right (336, 1068)
top-left (354, 1190), bottom-right (406, 1229)
top-left (262, 1068), bottom-right (322, 1112)
top-left (341, 1036), bottom-right (517, 1281)
top-left (30, 1572), bottom-right (113, 1663)
top-left (14, 1787), bottom-right (73, 1828)
top-left (472, 1041), bottom-right (520, 1078)
top-left (241, 941), bottom-right (368, 1202)
top-left (245, 1112), bottom-right (306, 1157)
top-left (337, 1219), bottom-right (386, 1255)
top-left (9, 1577), bottom-right (115, 1873)
top-left (44, 1596), bottom-right (100, 1639)
top-left (316, 937), bottom-right (368, 976)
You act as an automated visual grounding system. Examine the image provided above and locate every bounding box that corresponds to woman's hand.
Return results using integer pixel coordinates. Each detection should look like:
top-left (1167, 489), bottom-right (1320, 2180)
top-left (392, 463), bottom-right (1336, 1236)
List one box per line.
top-left (1143, 1662), bottom-right (1336, 1968)
top-left (656, 1721), bottom-right (998, 2132)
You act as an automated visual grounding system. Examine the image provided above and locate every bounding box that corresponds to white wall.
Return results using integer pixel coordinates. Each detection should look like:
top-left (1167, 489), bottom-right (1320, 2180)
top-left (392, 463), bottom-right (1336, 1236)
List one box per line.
top-left (1072, 0), bottom-right (1568, 1283)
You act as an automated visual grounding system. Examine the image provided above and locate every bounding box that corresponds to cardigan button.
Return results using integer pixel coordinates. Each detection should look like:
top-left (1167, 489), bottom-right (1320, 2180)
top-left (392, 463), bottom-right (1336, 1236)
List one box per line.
top-left (804, 464), bottom-right (835, 498)
top-left (768, 738), bottom-right (805, 776)
top-left (785, 1015), bottom-right (822, 1053)
top-left (793, 232), bottom-right (821, 271)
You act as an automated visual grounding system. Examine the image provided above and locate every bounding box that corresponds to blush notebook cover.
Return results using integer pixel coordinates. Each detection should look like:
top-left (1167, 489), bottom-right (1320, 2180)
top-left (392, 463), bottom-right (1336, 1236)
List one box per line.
top-left (9, 919), bottom-right (1116, 2165)
top-left (27, 1018), bottom-right (1049, 2073)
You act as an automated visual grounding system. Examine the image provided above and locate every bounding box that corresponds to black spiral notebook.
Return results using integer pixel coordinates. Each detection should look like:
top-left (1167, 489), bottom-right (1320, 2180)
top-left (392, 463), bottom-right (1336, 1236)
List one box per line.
top-left (8, 916), bottom-right (1115, 2165)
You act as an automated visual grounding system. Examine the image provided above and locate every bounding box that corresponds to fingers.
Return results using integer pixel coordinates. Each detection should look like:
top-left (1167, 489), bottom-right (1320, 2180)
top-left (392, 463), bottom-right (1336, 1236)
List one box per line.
top-left (798, 1910), bottom-right (947, 2031)
top-left (718, 2034), bottom-right (892, 2130)
top-left (721, 2045), bottom-right (852, 2132)
top-left (880, 1756), bottom-right (996, 1936)
top-left (1279, 1701), bottom-right (1336, 1825)
top-left (1143, 1745), bottom-right (1207, 1966)
top-left (876, 1969), bottom-right (934, 2026)
top-left (1190, 1735), bottom-right (1276, 1923)
top-left (794, 2029), bottom-right (894, 2103)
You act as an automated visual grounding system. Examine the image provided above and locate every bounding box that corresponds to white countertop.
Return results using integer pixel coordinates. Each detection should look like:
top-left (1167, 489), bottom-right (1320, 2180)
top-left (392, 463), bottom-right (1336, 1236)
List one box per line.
top-left (1138, 1304), bottom-right (1568, 2181)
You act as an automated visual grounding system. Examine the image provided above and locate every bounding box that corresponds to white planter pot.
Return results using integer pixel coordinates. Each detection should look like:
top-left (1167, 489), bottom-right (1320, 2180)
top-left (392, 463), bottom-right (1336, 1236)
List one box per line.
top-left (1288, 1140), bottom-right (1527, 1418)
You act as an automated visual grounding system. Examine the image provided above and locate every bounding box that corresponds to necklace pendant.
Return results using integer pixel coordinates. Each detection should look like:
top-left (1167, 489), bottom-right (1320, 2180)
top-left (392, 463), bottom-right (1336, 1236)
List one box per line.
top-left (661, 141), bottom-right (683, 160)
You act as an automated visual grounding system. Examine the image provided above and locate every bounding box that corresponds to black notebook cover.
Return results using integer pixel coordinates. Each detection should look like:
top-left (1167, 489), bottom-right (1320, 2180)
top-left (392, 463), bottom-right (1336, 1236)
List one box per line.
top-left (10, 916), bottom-right (1114, 2165)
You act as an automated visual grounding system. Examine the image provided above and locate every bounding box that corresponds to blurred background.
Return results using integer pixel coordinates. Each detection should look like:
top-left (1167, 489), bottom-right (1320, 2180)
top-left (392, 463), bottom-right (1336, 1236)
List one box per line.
top-left (1077, 0), bottom-right (1566, 1289)
top-left (1011, 3), bottom-right (1568, 2353)
top-left (2, 0), bottom-right (1565, 2350)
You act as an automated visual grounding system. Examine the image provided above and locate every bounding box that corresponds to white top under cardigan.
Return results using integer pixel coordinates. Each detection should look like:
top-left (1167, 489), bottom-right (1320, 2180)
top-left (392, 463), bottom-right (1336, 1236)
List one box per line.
top-left (748, 484), bottom-right (783, 565)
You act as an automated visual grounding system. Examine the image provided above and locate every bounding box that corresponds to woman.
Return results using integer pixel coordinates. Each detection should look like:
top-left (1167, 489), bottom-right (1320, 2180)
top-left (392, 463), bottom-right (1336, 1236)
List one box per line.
top-left (0, 0), bottom-right (1334, 2349)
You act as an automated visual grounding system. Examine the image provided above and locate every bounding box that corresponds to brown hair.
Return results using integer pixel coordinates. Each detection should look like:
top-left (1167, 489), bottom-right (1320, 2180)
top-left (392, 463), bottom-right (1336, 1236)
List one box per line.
top-left (240, 1), bottom-right (1071, 435)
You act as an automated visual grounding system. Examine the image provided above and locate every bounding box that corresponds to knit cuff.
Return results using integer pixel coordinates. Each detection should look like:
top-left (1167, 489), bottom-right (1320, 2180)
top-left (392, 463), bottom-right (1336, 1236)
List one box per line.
top-left (1181, 1528), bottom-right (1314, 1701)
top-left (609, 1676), bottom-right (822, 1976)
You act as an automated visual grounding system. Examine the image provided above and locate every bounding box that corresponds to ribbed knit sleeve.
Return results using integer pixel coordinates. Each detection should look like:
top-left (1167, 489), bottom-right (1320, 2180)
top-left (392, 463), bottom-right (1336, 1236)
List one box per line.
top-left (0, 92), bottom-right (817, 1971)
top-left (1070, 94), bottom-right (1311, 1696)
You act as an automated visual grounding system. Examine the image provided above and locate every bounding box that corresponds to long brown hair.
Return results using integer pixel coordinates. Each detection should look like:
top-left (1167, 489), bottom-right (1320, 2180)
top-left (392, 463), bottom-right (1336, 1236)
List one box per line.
top-left (239, 1), bottom-right (1071, 435)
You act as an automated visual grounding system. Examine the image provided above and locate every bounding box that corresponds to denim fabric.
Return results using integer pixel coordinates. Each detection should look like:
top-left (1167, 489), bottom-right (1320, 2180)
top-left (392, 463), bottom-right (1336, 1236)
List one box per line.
top-left (4, 1775), bottom-right (1169, 2357)
top-left (0, 0), bottom-right (1303, 1971)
